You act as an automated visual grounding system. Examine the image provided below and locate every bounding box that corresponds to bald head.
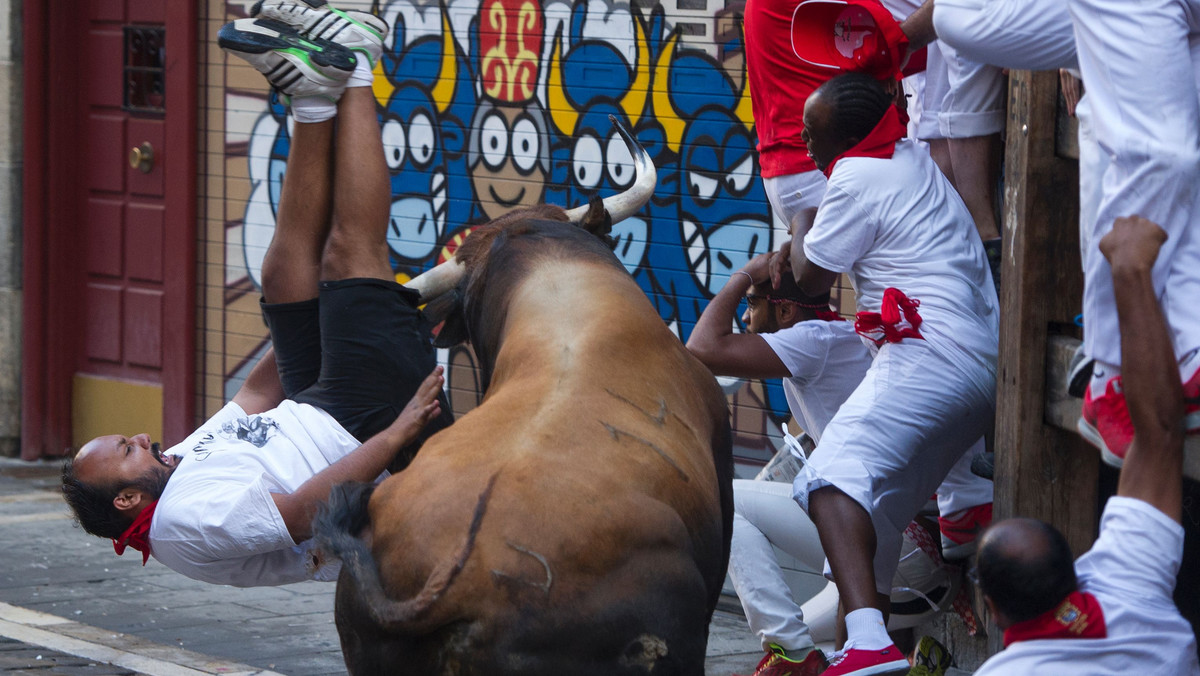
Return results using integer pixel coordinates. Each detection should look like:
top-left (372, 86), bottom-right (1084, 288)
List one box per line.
top-left (976, 517), bottom-right (1077, 626)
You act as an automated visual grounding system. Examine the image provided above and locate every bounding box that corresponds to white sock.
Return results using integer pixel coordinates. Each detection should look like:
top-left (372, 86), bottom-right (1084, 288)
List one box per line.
top-left (843, 607), bottom-right (891, 650)
top-left (1180, 348), bottom-right (1200, 383)
top-left (347, 57), bottom-right (374, 88)
top-left (1090, 360), bottom-right (1120, 398)
top-left (289, 95), bottom-right (338, 124)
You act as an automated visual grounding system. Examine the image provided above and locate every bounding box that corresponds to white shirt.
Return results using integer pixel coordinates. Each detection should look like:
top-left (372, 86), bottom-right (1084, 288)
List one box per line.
top-left (149, 400), bottom-right (370, 587)
top-left (976, 497), bottom-right (1200, 675)
top-left (760, 320), bottom-right (871, 441)
top-left (803, 140), bottom-right (999, 391)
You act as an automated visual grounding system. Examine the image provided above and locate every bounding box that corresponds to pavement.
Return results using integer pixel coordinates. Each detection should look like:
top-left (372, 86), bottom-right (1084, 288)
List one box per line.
top-left (0, 456), bottom-right (767, 676)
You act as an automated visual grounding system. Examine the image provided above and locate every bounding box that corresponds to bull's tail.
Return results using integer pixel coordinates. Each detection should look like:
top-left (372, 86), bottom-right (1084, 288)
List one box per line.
top-left (312, 475), bottom-right (499, 633)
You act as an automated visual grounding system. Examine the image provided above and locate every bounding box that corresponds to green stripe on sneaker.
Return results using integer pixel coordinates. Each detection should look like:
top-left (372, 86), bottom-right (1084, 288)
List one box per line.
top-left (329, 7), bottom-right (385, 40)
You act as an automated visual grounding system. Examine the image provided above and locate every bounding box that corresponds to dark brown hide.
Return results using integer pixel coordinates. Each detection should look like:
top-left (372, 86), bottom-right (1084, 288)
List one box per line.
top-left (316, 214), bottom-right (734, 676)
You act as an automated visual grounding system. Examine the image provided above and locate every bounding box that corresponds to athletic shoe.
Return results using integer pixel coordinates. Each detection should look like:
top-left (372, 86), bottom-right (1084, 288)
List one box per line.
top-left (822, 645), bottom-right (908, 676)
top-left (1184, 365), bottom-right (1200, 433)
top-left (969, 451), bottom-right (994, 480)
top-left (218, 18), bottom-right (356, 100)
top-left (908, 636), bottom-right (952, 676)
top-left (735, 644), bottom-right (828, 676)
top-left (1066, 342), bottom-right (1093, 399)
top-left (938, 502), bottom-right (992, 561)
top-left (1077, 376), bottom-right (1132, 468)
top-left (251, 0), bottom-right (388, 67)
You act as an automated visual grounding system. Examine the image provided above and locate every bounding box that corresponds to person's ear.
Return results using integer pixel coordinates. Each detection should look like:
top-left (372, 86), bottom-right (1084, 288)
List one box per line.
top-left (777, 302), bottom-right (798, 325)
top-left (982, 594), bottom-right (1010, 630)
top-left (113, 489), bottom-right (145, 515)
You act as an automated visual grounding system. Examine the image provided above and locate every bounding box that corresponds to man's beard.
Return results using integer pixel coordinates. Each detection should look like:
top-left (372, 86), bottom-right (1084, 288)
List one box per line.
top-left (131, 463), bottom-right (172, 501)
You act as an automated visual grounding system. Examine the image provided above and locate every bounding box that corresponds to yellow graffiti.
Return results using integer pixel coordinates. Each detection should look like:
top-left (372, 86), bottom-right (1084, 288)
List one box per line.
top-left (481, 0), bottom-right (539, 102)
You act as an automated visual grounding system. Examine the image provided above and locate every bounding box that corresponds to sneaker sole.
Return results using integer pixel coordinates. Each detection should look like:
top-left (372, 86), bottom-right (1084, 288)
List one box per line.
top-left (218, 18), bottom-right (356, 86)
top-left (1076, 417), bottom-right (1124, 469)
top-left (834, 660), bottom-right (910, 676)
top-left (252, 1), bottom-right (386, 65)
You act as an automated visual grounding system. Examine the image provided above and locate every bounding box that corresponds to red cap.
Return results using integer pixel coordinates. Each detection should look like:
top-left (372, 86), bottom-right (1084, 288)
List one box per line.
top-left (790, 0), bottom-right (915, 80)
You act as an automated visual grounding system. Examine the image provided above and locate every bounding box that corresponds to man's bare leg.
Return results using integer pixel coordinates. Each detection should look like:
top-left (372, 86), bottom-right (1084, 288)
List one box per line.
top-left (322, 85), bottom-right (392, 282)
top-left (948, 133), bottom-right (1002, 241)
top-left (260, 121), bottom-right (335, 304)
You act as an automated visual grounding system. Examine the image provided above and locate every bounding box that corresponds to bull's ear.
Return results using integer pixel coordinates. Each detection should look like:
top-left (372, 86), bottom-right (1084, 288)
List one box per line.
top-left (426, 290), bottom-right (470, 348)
top-left (581, 195), bottom-right (614, 246)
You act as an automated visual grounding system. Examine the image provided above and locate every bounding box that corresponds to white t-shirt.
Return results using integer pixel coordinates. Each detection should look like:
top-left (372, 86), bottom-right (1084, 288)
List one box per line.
top-left (149, 400), bottom-right (368, 587)
top-left (803, 140), bottom-right (999, 390)
top-left (976, 497), bottom-right (1200, 675)
top-left (760, 320), bottom-right (871, 442)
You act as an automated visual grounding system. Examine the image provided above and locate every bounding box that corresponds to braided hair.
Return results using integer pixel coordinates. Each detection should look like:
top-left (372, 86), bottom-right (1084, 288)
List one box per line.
top-left (816, 72), bottom-right (893, 145)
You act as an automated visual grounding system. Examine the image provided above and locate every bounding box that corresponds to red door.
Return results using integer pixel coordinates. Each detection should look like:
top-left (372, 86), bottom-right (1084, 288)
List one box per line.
top-left (22, 0), bottom-right (196, 458)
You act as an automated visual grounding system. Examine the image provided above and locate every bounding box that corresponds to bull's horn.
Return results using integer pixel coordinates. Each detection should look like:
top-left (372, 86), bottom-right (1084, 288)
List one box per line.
top-left (564, 114), bottom-right (657, 223)
top-left (404, 258), bottom-right (465, 303)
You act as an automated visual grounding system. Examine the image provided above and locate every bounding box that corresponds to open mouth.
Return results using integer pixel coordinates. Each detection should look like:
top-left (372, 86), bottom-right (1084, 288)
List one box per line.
top-left (150, 442), bottom-right (174, 468)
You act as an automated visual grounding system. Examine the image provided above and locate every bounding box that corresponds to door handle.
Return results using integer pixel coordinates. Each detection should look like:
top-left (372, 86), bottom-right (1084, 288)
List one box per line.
top-left (128, 142), bottom-right (155, 173)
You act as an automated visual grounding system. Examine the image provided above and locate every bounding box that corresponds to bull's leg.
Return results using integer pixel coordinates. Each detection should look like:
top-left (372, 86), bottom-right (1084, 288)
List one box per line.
top-left (260, 117), bottom-right (334, 303)
top-left (320, 85), bottom-right (393, 282)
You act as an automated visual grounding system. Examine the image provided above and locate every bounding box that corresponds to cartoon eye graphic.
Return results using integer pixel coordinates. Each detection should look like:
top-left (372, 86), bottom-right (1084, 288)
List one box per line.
top-left (725, 154), bottom-right (754, 195)
top-left (480, 112), bottom-right (509, 170)
top-left (381, 118), bottom-right (406, 170)
top-left (688, 171), bottom-right (719, 201)
top-left (606, 131), bottom-right (635, 188)
top-left (408, 113), bottom-right (436, 168)
top-left (511, 117), bottom-right (540, 173)
top-left (573, 134), bottom-right (603, 189)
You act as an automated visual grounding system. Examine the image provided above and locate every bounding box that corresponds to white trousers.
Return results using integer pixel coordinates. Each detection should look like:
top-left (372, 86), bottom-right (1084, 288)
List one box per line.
top-left (934, 0), bottom-right (1078, 71)
top-left (730, 446), bottom-right (991, 652)
top-left (1069, 0), bottom-right (1200, 364)
top-left (793, 338), bottom-right (995, 595)
top-left (763, 170), bottom-right (827, 236)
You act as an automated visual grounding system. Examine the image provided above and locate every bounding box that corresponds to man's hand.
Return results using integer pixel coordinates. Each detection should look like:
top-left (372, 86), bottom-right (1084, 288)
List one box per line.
top-left (1100, 216), bottom-right (1168, 277)
top-left (768, 241), bottom-right (792, 290)
top-left (385, 366), bottom-right (445, 447)
top-left (744, 252), bottom-right (775, 288)
top-left (1059, 69), bottom-right (1081, 118)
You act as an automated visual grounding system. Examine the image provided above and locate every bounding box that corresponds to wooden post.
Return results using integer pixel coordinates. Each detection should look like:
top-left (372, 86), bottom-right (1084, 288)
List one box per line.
top-left (993, 69), bottom-right (1098, 643)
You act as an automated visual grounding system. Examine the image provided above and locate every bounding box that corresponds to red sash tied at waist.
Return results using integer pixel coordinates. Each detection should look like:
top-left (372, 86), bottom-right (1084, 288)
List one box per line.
top-left (854, 287), bottom-right (924, 347)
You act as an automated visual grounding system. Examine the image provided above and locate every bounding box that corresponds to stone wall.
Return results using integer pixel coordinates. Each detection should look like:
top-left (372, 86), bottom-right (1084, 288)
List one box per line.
top-left (0, 0), bottom-right (20, 457)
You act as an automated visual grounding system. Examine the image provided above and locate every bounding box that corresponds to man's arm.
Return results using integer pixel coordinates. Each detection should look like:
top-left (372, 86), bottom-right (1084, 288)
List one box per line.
top-left (231, 348), bottom-right (287, 415)
top-left (900, 0), bottom-right (936, 52)
top-left (271, 366), bottom-right (445, 542)
top-left (1103, 216), bottom-right (1184, 523)
top-left (687, 253), bottom-right (791, 380)
top-left (791, 234), bottom-right (839, 298)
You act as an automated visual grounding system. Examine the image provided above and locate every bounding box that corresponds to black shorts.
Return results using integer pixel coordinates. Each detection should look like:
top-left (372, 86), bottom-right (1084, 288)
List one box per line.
top-left (261, 278), bottom-right (453, 466)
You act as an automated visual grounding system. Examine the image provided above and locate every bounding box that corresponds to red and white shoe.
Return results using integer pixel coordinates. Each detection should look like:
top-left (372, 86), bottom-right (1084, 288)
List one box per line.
top-left (735, 645), bottom-right (828, 676)
top-left (938, 502), bottom-right (992, 561)
top-left (822, 644), bottom-right (909, 676)
top-left (1077, 376), bottom-right (1133, 468)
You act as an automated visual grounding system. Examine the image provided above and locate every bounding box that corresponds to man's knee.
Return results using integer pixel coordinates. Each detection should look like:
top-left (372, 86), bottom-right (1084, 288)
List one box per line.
top-left (320, 226), bottom-right (387, 279)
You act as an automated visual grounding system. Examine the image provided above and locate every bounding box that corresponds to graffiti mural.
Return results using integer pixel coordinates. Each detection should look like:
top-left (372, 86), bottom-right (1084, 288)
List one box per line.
top-left (216, 0), bottom-right (821, 466)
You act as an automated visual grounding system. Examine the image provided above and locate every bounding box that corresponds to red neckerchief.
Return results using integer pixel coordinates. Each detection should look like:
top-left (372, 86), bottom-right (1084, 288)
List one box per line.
top-left (814, 309), bottom-right (844, 322)
top-left (854, 287), bottom-right (923, 347)
top-left (822, 105), bottom-right (908, 179)
top-left (1003, 591), bottom-right (1108, 647)
top-left (113, 500), bottom-right (158, 565)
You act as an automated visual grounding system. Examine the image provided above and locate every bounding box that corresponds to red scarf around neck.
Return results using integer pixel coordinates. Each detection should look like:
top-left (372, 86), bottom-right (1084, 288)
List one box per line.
top-left (822, 105), bottom-right (908, 179)
top-left (113, 499), bottom-right (158, 565)
top-left (1003, 591), bottom-right (1108, 647)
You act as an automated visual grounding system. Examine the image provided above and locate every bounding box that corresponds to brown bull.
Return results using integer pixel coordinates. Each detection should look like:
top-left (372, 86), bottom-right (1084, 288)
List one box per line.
top-left (311, 121), bottom-right (734, 676)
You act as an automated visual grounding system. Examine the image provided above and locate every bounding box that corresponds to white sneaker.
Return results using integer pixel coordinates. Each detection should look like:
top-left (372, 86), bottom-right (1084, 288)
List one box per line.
top-left (252, 0), bottom-right (388, 67)
top-left (218, 17), bottom-right (356, 101)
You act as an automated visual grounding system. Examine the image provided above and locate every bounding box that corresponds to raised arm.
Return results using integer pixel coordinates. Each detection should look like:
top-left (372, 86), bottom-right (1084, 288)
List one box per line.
top-left (687, 253), bottom-right (791, 380)
top-left (1102, 216), bottom-right (1184, 523)
top-left (900, 0), bottom-right (937, 52)
top-left (231, 347), bottom-right (287, 415)
top-left (271, 366), bottom-right (445, 542)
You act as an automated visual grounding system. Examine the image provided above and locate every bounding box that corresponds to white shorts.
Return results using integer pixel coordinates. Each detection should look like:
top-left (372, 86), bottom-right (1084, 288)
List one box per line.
top-left (934, 0), bottom-right (1078, 71)
top-left (763, 171), bottom-right (827, 236)
top-left (793, 338), bottom-right (994, 594)
top-left (916, 40), bottom-right (1005, 139)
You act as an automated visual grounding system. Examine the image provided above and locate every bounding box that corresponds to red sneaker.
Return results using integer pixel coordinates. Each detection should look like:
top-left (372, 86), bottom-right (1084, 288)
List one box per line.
top-left (1078, 376), bottom-right (1133, 468)
top-left (822, 645), bottom-right (909, 676)
top-left (938, 502), bottom-right (992, 561)
top-left (1184, 365), bottom-right (1200, 433)
top-left (736, 645), bottom-right (828, 676)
